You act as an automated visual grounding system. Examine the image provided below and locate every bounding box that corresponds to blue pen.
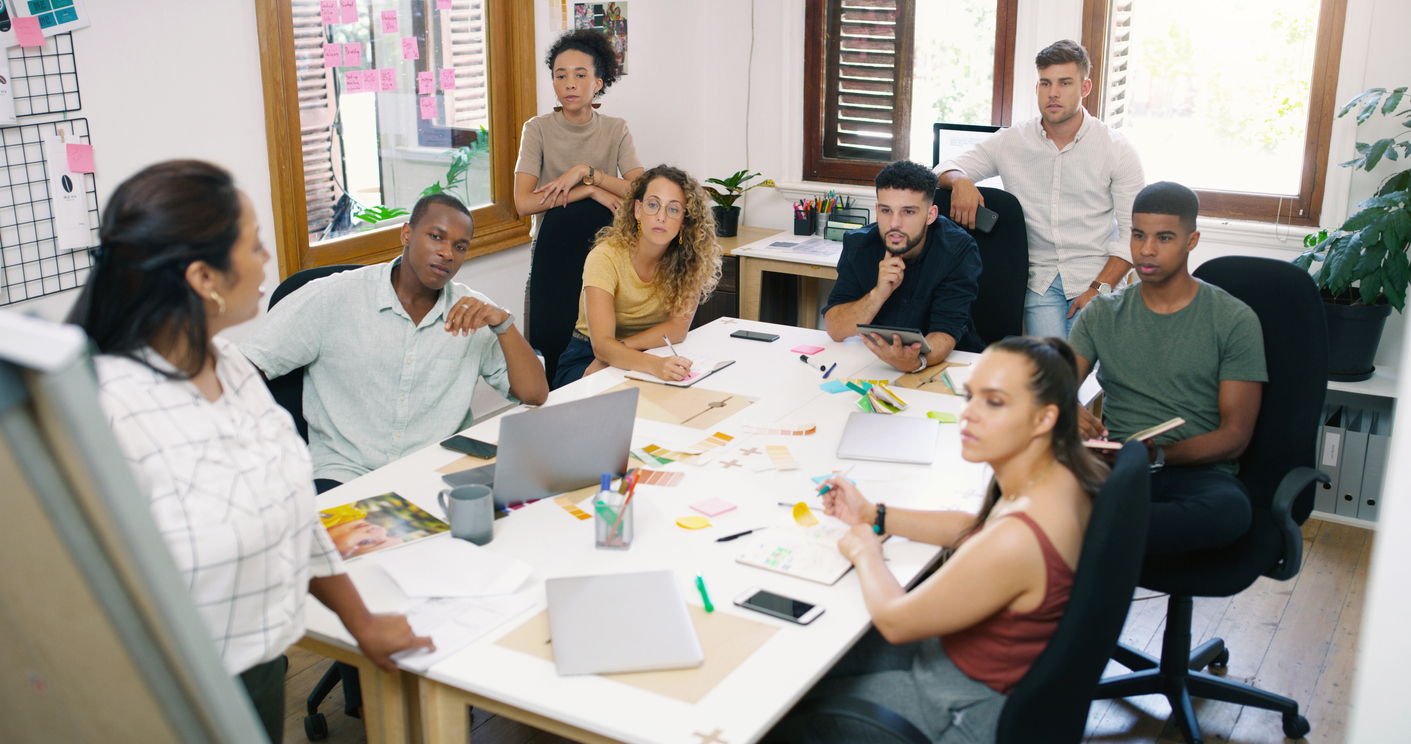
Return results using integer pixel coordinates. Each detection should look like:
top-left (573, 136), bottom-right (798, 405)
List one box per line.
top-left (817, 465), bottom-right (857, 495)
top-left (823, 362), bottom-right (837, 378)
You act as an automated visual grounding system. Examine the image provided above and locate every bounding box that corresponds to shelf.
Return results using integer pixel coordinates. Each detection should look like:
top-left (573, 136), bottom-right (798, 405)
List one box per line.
top-left (1327, 365), bottom-right (1399, 399)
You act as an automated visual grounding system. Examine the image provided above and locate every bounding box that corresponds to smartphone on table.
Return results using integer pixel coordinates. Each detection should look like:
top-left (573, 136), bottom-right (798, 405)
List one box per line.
top-left (734, 587), bottom-right (825, 625)
top-left (730, 330), bottom-right (780, 342)
top-left (440, 435), bottom-right (497, 459)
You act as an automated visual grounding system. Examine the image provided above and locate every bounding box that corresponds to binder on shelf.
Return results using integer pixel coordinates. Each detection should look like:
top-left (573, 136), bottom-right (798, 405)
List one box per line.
top-left (1358, 411), bottom-right (1391, 523)
top-left (1336, 408), bottom-right (1368, 518)
top-left (1316, 405), bottom-right (1344, 515)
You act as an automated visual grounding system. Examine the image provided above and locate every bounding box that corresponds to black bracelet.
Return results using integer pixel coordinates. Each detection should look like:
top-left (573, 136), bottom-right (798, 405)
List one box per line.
top-left (873, 503), bottom-right (886, 535)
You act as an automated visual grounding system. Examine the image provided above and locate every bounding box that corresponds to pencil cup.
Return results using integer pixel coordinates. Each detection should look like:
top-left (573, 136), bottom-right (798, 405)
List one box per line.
top-left (594, 495), bottom-right (633, 550)
top-left (437, 484), bottom-right (494, 545)
top-left (793, 209), bottom-right (815, 236)
top-left (814, 211), bottom-right (828, 236)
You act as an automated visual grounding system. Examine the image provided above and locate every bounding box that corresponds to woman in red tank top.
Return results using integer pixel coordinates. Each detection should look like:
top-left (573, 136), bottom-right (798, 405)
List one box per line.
top-left (802, 337), bottom-right (1108, 743)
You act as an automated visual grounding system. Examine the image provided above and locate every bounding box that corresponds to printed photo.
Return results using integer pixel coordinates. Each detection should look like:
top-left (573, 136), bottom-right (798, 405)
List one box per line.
top-left (320, 492), bottom-right (448, 559)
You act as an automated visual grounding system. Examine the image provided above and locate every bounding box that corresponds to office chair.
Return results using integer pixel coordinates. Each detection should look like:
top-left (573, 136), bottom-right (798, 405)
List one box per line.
top-left (525, 199), bottom-right (614, 385)
top-left (1093, 257), bottom-right (1329, 743)
top-left (259, 262), bottom-right (362, 740)
top-left (765, 441), bottom-right (1152, 744)
top-left (933, 187), bottom-right (1027, 346)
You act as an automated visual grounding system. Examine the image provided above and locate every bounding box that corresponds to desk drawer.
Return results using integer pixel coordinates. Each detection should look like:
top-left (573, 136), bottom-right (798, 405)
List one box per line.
top-left (718, 255), bottom-right (738, 293)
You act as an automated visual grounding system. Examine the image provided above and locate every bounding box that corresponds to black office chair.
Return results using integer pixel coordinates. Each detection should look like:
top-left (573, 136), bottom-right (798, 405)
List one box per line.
top-left (1093, 257), bottom-right (1330, 743)
top-left (933, 187), bottom-right (1028, 346)
top-left (766, 441), bottom-right (1152, 744)
top-left (525, 199), bottom-right (614, 385)
top-left (258, 263), bottom-right (362, 740)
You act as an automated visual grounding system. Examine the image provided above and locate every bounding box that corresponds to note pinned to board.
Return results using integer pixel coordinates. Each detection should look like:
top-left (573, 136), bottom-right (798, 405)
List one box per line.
top-left (677, 516), bottom-right (712, 530)
top-left (361, 69), bottom-right (379, 92)
top-left (65, 144), bottom-right (94, 173)
top-left (402, 36), bottom-right (420, 60)
top-left (379, 68), bottom-right (397, 92)
top-left (320, 0), bottom-right (338, 25)
top-left (13, 17), bottom-right (43, 47)
top-left (417, 71), bottom-right (435, 95)
top-left (323, 42), bottom-right (343, 68)
top-left (339, 0), bottom-right (358, 23)
top-left (344, 42), bottom-right (363, 67)
top-left (437, 0), bottom-right (453, 8)
top-left (380, 9), bottom-right (398, 33)
top-left (419, 96), bottom-right (437, 119)
top-left (792, 502), bottom-right (819, 527)
top-left (440, 68), bottom-right (458, 90)
top-left (344, 70), bottom-right (364, 94)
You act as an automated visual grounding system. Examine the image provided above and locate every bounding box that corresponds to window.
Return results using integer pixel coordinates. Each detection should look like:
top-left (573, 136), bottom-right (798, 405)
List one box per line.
top-left (257, 0), bottom-right (536, 277)
top-left (804, 0), bottom-right (1017, 184)
top-left (1082, 0), bottom-right (1347, 225)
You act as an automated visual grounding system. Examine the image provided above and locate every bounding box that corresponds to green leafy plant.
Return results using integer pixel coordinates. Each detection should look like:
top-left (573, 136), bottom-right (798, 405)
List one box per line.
top-left (705, 169), bottom-right (775, 210)
top-left (352, 204), bottom-right (410, 228)
top-left (1294, 87), bottom-right (1411, 311)
top-left (421, 127), bottom-right (490, 198)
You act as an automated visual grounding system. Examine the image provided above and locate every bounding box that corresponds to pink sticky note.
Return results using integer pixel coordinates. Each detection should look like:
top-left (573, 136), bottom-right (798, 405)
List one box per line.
top-left (419, 96), bottom-right (437, 120)
top-left (437, 0), bottom-right (453, 8)
top-left (361, 69), bottom-right (379, 91)
top-left (439, 68), bottom-right (457, 90)
top-left (690, 498), bottom-right (737, 517)
top-left (13, 17), bottom-right (42, 47)
top-left (339, 0), bottom-right (357, 24)
top-left (66, 144), bottom-right (95, 173)
top-left (320, 0), bottom-right (338, 25)
top-left (380, 10), bottom-right (398, 34)
top-left (401, 37), bottom-right (420, 60)
top-left (417, 71), bottom-right (434, 95)
top-left (323, 43), bottom-right (342, 68)
top-left (344, 42), bottom-right (362, 67)
top-left (344, 70), bottom-right (363, 94)
top-left (792, 345), bottom-right (826, 355)
top-left (379, 68), bottom-right (397, 92)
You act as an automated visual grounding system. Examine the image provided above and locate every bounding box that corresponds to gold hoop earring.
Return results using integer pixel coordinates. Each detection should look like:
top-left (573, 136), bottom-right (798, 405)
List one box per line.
top-left (209, 291), bottom-right (226, 317)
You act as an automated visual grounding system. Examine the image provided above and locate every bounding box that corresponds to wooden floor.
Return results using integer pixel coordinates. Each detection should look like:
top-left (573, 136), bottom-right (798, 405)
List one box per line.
top-left (282, 519), bottom-right (1370, 744)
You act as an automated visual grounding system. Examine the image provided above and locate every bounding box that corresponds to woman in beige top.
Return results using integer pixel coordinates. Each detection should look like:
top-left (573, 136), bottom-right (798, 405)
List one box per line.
top-left (551, 165), bottom-right (723, 388)
top-left (514, 29), bottom-right (643, 382)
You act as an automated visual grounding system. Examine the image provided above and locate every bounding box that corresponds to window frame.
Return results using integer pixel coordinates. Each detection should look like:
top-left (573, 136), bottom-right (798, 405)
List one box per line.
top-left (803, 0), bottom-right (1019, 185)
top-left (1080, 0), bottom-right (1348, 226)
top-left (255, 0), bottom-right (537, 279)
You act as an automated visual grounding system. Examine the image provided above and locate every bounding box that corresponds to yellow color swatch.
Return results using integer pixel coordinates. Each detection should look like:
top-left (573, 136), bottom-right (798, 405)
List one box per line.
top-left (677, 515), bottom-right (712, 529)
top-left (792, 502), bottom-right (819, 527)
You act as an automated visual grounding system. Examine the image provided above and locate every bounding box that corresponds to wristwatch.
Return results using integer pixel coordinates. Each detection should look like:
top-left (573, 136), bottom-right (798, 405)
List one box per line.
top-left (873, 503), bottom-right (887, 535)
top-left (489, 311), bottom-right (515, 335)
top-left (583, 166), bottom-right (595, 186)
top-left (1150, 446), bottom-right (1165, 473)
top-left (913, 355), bottom-right (928, 373)
top-left (1090, 280), bottom-right (1113, 295)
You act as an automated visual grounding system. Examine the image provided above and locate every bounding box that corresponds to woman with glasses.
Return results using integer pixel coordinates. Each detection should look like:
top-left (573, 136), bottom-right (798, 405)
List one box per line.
top-left (551, 164), bottom-right (722, 388)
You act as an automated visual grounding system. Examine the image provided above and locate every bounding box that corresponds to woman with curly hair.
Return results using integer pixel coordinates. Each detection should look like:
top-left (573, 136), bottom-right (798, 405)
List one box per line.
top-left (551, 165), bottom-right (723, 388)
top-left (515, 28), bottom-right (643, 381)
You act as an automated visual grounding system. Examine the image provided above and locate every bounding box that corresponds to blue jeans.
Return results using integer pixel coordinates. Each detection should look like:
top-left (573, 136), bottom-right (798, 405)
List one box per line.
top-left (1024, 274), bottom-right (1078, 339)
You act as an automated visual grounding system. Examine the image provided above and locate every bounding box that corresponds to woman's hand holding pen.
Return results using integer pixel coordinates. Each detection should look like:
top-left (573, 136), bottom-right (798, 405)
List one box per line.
top-left (655, 355), bottom-right (693, 381)
top-left (819, 476), bottom-right (872, 527)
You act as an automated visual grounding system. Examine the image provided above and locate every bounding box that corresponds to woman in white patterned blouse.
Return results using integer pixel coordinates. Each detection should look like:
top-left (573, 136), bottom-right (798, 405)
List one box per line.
top-left (70, 160), bottom-right (433, 743)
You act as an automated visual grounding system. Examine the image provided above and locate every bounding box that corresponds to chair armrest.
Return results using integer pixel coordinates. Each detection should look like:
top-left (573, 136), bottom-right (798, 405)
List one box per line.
top-left (763, 695), bottom-right (930, 744)
top-left (1265, 466), bottom-right (1331, 581)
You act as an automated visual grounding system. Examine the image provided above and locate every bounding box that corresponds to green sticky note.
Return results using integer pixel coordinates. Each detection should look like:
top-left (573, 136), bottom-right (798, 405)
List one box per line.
top-left (856, 396), bottom-right (875, 413)
top-left (927, 411), bottom-right (959, 423)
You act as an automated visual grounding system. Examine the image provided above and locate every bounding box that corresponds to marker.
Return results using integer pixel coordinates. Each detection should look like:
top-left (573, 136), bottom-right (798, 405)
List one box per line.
top-left (799, 354), bottom-right (825, 373)
top-left (715, 527), bottom-right (765, 543)
top-left (695, 572), bottom-right (714, 613)
top-left (823, 362), bottom-right (837, 379)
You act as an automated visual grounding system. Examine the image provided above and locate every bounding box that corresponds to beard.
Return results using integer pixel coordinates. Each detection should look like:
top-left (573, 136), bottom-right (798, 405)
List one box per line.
top-left (884, 228), bottom-right (924, 256)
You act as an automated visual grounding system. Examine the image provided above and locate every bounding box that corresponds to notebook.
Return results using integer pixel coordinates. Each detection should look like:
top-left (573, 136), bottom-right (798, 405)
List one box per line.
top-left (836, 411), bottom-right (940, 464)
top-left (735, 522), bottom-right (857, 585)
top-left (624, 356), bottom-right (735, 387)
top-left (1084, 417), bottom-right (1186, 450)
top-left (545, 570), bottom-right (704, 675)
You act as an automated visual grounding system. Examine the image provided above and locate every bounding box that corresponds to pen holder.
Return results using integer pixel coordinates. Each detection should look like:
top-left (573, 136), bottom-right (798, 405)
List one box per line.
top-left (594, 496), bottom-right (634, 549)
top-left (814, 210), bottom-right (828, 236)
top-left (793, 209), bottom-right (815, 236)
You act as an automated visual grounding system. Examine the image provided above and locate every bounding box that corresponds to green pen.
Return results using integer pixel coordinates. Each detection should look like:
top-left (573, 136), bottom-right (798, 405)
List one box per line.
top-left (695, 572), bottom-right (714, 613)
top-left (940, 369), bottom-right (958, 395)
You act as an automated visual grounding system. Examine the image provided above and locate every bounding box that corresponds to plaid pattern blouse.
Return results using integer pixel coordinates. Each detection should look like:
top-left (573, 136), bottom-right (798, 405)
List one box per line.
top-left (95, 337), bottom-right (344, 675)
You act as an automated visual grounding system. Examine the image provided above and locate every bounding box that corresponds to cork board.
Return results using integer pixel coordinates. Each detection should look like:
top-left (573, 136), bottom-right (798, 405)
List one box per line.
top-left (495, 606), bottom-right (778, 704)
top-left (889, 361), bottom-right (969, 396)
top-left (601, 381), bottom-right (754, 430)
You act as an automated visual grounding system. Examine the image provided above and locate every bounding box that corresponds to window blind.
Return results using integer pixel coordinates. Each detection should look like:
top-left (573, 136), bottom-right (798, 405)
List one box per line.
top-left (293, 0), bottom-right (339, 236)
top-left (824, 0), bottom-right (914, 162)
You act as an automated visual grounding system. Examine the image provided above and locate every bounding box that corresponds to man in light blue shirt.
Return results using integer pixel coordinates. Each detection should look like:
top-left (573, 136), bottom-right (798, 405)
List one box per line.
top-left (241, 194), bottom-right (549, 490)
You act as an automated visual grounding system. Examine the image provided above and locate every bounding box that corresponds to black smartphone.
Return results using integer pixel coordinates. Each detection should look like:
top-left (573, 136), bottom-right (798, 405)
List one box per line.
top-left (974, 205), bottom-right (999, 234)
top-left (730, 330), bottom-right (780, 342)
top-left (440, 435), bottom-right (497, 459)
top-left (734, 587), bottom-right (824, 624)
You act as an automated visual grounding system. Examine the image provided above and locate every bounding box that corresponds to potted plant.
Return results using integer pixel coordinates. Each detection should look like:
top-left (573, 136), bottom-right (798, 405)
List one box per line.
top-left (705, 169), bottom-right (775, 237)
top-left (1294, 86), bottom-right (1410, 381)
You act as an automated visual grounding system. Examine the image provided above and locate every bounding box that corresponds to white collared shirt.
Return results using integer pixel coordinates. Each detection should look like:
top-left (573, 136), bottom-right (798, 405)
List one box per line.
top-left (937, 109), bottom-right (1145, 299)
top-left (95, 338), bottom-right (345, 675)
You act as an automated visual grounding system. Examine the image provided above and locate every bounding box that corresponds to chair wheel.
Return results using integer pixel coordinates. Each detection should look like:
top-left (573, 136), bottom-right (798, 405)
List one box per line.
top-left (304, 712), bottom-right (329, 740)
top-left (1210, 648), bottom-right (1230, 669)
top-left (1282, 713), bottom-right (1310, 739)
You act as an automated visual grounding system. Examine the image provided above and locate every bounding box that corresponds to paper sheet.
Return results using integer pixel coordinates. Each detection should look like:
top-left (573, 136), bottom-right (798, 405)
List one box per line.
top-left (365, 534), bottom-right (531, 598)
top-left (392, 594), bottom-right (535, 673)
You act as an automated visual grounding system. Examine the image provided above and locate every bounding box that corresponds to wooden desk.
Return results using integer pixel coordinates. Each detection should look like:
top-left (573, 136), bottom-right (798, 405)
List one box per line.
top-left (731, 230), bottom-right (842, 326)
top-left (302, 318), bottom-right (985, 744)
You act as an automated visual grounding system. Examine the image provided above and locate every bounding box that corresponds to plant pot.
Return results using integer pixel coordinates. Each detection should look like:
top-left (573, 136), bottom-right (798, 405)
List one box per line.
top-left (1322, 295), bottom-right (1392, 382)
top-left (713, 206), bottom-right (740, 237)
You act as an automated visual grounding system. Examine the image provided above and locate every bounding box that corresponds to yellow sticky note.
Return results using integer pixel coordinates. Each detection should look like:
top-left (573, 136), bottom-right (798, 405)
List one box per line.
top-left (927, 411), bottom-right (959, 423)
top-left (677, 515), bottom-right (712, 529)
top-left (792, 502), bottom-right (819, 527)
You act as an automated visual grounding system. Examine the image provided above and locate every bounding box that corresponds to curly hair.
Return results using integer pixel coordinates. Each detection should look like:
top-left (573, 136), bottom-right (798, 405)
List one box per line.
top-left (595, 165), bottom-right (722, 318)
top-left (545, 29), bottom-right (620, 96)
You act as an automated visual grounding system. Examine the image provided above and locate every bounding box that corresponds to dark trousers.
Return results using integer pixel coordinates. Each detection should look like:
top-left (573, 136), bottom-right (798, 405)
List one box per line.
top-left (1147, 466), bottom-right (1252, 555)
top-left (313, 477), bottom-right (365, 716)
top-left (239, 655), bottom-right (288, 744)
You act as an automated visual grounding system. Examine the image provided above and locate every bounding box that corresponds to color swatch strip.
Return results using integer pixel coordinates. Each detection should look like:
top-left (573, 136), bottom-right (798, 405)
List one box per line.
top-left (554, 496), bottom-right (591, 520)
top-left (642, 444), bottom-right (700, 462)
top-left (636, 469), bottom-right (684, 487)
top-left (696, 431), bottom-right (735, 449)
top-left (743, 422), bottom-right (817, 436)
top-left (767, 445), bottom-right (800, 471)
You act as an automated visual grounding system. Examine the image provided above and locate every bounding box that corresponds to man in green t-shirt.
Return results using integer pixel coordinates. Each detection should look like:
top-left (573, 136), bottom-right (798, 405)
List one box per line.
top-left (1070, 182), bottom-right (1266, 554)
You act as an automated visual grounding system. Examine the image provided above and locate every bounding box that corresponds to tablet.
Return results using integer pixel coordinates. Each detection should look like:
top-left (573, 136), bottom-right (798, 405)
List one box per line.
top-left (855, 324), bottom-right (932, 355)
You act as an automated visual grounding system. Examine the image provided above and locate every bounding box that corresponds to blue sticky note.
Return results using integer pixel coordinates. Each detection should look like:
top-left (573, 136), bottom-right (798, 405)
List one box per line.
top-left (810, 473), bottom-right (857, 486)
top-left (819, 379), bottom-right (849, 394)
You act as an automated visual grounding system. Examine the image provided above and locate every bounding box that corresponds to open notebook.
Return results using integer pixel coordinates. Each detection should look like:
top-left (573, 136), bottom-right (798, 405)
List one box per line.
top-left (624, 355), bottom-right (735, 387)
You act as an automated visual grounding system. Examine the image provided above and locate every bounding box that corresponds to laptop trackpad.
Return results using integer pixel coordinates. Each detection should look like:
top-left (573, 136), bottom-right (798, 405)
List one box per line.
top-left (441, 464), bottom-right (495, 487)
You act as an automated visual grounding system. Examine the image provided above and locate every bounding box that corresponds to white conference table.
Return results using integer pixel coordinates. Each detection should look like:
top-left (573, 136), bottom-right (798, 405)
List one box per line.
top-left (302, 317), bottom-right (990, 744)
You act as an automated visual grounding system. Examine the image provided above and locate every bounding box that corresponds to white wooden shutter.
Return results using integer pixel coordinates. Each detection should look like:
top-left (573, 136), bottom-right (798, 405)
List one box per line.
top-left (825, 0), bottom-right (914, 161)
top-left (439, 0), bottom-right (489, 129)
top-left (293, 0), bottom-right (339, 236)
top-left (1102, 0), bottom-right (1134, 129)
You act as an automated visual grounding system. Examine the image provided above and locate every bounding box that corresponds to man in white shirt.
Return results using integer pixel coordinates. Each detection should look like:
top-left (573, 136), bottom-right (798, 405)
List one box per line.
top-left (936, 39), bottom-right (1145, 338)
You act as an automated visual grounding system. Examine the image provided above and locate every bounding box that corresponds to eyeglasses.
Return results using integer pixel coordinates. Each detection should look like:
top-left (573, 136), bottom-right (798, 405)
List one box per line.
top-left (640, 198), bottom-right (684, 219)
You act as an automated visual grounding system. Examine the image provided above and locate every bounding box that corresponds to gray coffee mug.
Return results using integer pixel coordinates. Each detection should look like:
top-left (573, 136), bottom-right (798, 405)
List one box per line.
top-left (437, 484), bottom-right (494, 545)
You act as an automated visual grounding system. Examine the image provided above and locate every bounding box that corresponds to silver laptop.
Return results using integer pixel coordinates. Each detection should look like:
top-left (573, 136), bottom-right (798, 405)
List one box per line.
top-left (442, 388), bottom-right (638, 508)
top-left (545, 570), bottom-right (704, 676)
top-left (836, 411), bottom-right (940, 464)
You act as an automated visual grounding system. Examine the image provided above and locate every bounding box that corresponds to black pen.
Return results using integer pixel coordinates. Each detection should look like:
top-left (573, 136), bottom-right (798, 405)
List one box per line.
top-left (716, 527), bottom-right (765, 542)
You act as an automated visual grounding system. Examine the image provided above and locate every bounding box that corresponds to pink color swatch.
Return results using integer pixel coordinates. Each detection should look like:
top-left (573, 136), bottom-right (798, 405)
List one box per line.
top-left (401, 36), bottom-right (420, 60)
top-left (343, 42), bottom-right (362, 67)
top-left (420, 96), bottom-right (438, 120)
top-left (322, 43), bottom-right (342, 68)
top-left (65, 144), bottom-right (94, 173)
top-left (380, 10), bottom-right (398, 34)
top-left (440, 68), bottom-right (457, 90)
top-left (417, 71), bottom-right (434, 95)
top-left (13, 17), bottom-right (42, 47)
